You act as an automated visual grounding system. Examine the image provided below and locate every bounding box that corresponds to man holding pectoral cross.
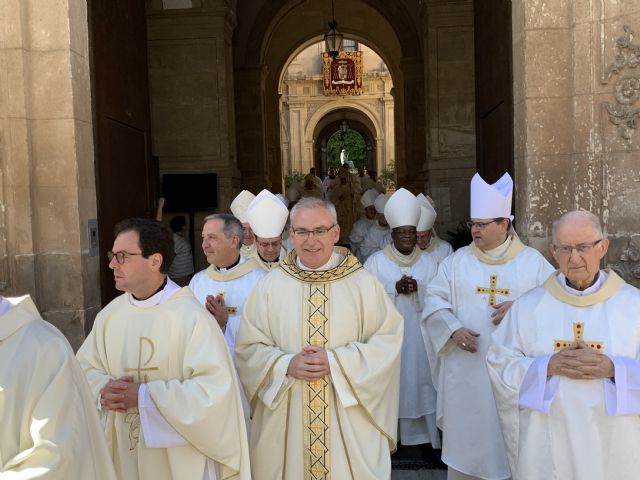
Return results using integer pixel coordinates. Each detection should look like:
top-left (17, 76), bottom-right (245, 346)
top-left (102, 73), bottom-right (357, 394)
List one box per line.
top-left (422, 172), bottom-right (553, 480)
top-left (488, 211), bottom-right (640, 480)
top-left (77, 218), bottom-right (250, 480)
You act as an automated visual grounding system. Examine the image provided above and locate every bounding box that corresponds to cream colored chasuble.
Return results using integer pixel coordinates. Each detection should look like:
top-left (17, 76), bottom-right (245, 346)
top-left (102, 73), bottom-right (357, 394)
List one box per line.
top-left (236, 248), bottom-right (403, 480)
top-left (0, 296), bottom-right (116, 479)
top-left (77, 285), bottom-right (251, 480)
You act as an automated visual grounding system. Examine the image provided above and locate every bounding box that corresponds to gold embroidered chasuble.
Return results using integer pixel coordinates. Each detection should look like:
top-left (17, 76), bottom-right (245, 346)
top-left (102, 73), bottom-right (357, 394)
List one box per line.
top-left (76, 288), bottom-right (251, 480)
top-left (236, 248), bottom-right (404, 480)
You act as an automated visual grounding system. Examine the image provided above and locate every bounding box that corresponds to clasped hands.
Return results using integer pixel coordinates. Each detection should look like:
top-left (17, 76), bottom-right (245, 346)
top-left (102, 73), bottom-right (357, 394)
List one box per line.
top-left (396, 275), bottom-right (418, 295)
top-left (547, 341), bottom-right (614, 380)
top-left (100, 376), bottom-right (139, 412)
top-left (206, 293), bottom-right (228, 331)
top-left (287, 345), bottom-right (330, 381)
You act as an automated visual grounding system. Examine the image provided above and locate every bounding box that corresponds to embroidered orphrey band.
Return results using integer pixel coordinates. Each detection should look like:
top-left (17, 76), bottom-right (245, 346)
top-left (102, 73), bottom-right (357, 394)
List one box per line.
top-left (303, 284), bottom-right (330, 479)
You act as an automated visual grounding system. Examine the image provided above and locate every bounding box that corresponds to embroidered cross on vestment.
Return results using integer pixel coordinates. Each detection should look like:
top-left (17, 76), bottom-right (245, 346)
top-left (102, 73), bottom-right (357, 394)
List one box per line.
top-left (554, 322), bottom-right (604, 351)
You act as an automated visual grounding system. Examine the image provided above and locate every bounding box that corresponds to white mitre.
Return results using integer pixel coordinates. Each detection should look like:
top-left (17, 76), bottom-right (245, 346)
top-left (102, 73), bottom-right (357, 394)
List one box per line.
top-left (246, 190), bottom-right (289, 238)
top-left (373, 193), bottom-right (390, 214)
top-left (384, 188), bottom-right (421, 229)
top-left (417, 200), bottom-right (437, 232)
top-left (470, 172), bottom-right (513, 220)
top-left (360, 188), bottom-right (379, 208)
top-left (275, 193), bottom-right (289, 208)
top-left (230, 190), bottom-right (255, 223)
top-left (417, 192), bottom-right (436, 208)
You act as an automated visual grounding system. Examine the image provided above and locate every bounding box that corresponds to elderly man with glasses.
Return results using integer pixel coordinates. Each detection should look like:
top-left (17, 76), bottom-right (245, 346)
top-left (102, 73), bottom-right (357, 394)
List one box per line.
top-left (421, 173), bottom-right (553, 480)
top-left (487, 210), bottom-right (640, 480)
top-left (77, 218), bottom-right (250, 480)
top-left (235, 196), bottom-right (403, 479)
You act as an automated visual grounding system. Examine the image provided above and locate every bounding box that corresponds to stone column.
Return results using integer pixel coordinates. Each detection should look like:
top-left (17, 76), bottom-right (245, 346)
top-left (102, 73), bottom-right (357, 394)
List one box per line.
top-left (234, 63), bottom-right (271, 193)
top-left (398, 56), bottom-right (427, 192)
top-left (514, 1), bottom-right (640, 286)
top-left (0, 0), bottom-right (99, 348)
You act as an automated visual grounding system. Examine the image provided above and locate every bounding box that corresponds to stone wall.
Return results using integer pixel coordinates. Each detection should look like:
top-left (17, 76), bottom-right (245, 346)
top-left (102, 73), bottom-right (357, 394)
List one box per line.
top-left (147, 0), bottom-right (238, 215)
top-left (423, 0), bottom-right (476, 234)
top-left (513, 0), bottom-right (640, 285)
top-left (0, 0), bottom-right (99, 348)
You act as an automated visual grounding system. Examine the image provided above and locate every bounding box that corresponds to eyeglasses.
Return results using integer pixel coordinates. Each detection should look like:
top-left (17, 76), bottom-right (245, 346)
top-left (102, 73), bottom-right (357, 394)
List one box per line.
top-left (107, 250), bottom-right (143, 264)
top-left (465, 219), bottom-right (503, 230)
top-left (291, 224), bottom-right (336, 238)
top-left (257, 240), bottom-right (282, 249)
top-left (552, 239), bottom-right (603, 257)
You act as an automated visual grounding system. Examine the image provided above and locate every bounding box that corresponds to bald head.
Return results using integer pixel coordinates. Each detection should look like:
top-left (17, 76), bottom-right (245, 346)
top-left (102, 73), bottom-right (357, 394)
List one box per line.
top-left (551, 211), bottom-right (603, 244)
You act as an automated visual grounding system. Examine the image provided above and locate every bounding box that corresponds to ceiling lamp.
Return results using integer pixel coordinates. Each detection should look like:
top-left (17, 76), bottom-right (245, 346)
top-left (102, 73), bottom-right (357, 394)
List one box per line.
top-left (324, 0), bottom-right (344, 60)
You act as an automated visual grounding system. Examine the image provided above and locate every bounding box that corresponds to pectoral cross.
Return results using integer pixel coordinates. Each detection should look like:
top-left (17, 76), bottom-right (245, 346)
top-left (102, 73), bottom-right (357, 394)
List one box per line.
top-left (217, 291), bottom-right (237, 314)
top-left (554, 322), bottom-right (604, 351)
top-left (475, 274), bottom-right (510, 306)
top-left (123, 336), bottom-right (159, 383)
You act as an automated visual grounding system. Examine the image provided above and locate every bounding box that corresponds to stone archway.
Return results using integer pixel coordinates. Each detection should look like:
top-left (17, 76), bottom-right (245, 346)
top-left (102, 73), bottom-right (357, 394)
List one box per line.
top-left (306, 105), bottom-right (386, 176)
top-left (234, 0), bottom-right (424, 193)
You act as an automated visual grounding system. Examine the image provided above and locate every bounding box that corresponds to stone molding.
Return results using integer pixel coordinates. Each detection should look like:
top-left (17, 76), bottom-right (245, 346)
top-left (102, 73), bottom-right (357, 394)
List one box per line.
top-left (607, 235), bottom-right (640, 286)
top-left (602, 26), bottom-right (640, 145)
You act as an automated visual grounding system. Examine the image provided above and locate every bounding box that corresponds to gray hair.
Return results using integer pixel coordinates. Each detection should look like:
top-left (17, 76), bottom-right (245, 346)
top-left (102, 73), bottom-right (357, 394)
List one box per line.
top-left (290, 197), bottom-right (338, 225)
top-left (551, 210), bottom-right (604, 243)
top-left (204, 213), bottom-right (244, 247)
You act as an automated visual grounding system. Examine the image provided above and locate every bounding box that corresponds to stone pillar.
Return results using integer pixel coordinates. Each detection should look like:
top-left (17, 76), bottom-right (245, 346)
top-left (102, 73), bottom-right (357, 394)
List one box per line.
top-left (514, 1), bottom-right (640, 285)
top-left (234, 63), bottom-right (271, 193)
top-left (398, 57), bottom-right (427, 193)
top-left (147, 0), bottom-right (238, 212)
top-left (0, 0), bottom-right (99, 348)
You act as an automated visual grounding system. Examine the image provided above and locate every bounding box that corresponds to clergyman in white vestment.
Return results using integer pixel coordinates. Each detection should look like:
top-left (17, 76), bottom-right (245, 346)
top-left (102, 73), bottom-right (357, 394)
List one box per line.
top-left (235, 197), bottom-right (403, 480)
top-left (422, 173), bottom-right (554, 480)
top-left (77, 218), bottom-right (250, 480)
top-left (0, 295), bottom-right (117, 479)
top-left (487, 211), bottom-right (640, 480)
top-left (416, 193), bottom-right (453, 264)
top-left (365, 189), bottom-right (440, 450)
top-left (245, 189), bottom-right (290, 272)
top-left (189, 213), bottom-right (265, 354)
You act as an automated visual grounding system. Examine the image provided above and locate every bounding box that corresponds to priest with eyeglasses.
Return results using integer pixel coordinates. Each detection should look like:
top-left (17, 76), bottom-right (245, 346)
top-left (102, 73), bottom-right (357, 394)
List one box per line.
top-left (77, 218), bottom-right (250, 480)
top-left (487, 210), bottom-right (640, 480)
top-left (364, 188), bottom-right (441, 459)
top-left (421, 172), bottom-right (553, 480)
top-left (235, 196), bottom-right (403, 479)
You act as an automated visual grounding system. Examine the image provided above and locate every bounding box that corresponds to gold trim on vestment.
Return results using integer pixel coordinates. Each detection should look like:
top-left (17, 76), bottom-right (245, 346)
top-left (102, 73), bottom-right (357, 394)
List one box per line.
top-left (382, 244), bottom-right (422, 267)
top-left (303, 283), bottom-right (331, 480)
top-left (543, 268), bottom-right (625, 307)
top-left (468, 234), bottom-right (525, 265)
top-left (329, 349), bottom-right (396, 451)
top-left (279, 247), bottom-right (362, 284)
top-left (206, 257), bottom-right (261, 282)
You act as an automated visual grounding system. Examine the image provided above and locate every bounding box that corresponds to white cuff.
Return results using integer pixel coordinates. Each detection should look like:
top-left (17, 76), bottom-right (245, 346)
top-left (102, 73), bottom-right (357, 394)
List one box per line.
top-left (328, 351), bottom-right (358, 408)
top-left (259, 354), bottom-right (295, 409)
top-left (139, 383), bottom-right (188, 448)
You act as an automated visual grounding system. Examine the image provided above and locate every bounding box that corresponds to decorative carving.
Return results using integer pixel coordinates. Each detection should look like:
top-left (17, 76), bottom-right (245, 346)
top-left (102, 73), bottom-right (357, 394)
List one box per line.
top-left (607, 236), bottom-right (640, 283)
top-left (602, 26), bottom-right (640, 145)
top-left (604, 26), bottom-right (640, 82)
